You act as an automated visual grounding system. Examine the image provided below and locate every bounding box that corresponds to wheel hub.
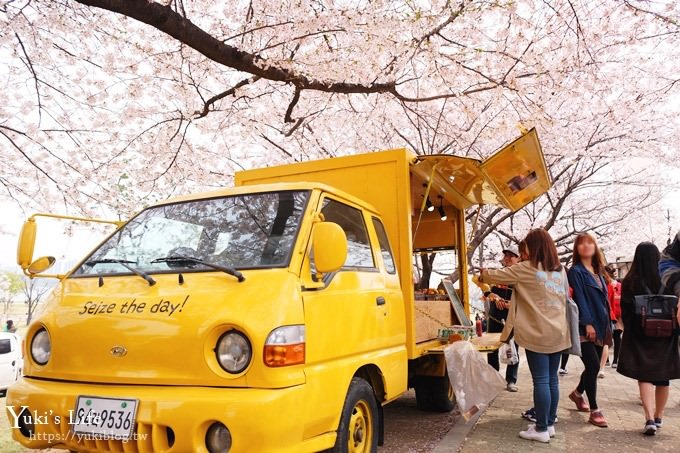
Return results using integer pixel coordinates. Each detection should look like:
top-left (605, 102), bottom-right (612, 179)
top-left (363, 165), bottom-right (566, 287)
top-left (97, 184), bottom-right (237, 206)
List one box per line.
top-left (348, 400), bottom-right (372, 452)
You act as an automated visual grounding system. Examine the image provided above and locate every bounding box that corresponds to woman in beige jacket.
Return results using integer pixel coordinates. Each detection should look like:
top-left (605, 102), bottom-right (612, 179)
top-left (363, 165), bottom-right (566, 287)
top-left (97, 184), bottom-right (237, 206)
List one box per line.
top-left (480, 229), bottom-right (570, 443)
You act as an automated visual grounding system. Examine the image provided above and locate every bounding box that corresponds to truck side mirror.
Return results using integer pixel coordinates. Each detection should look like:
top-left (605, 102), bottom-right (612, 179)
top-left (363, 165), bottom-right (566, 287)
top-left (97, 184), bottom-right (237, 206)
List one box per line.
top-left (16, 219), bottom-right (37, 270)
top-left (312, 222), bottom-right (347, 274)
top-left (27, 256), bottom-right (56, 275)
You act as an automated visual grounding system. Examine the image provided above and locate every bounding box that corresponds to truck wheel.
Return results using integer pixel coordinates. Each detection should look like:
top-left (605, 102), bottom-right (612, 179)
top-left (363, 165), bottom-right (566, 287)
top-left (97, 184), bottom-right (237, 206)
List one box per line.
top-left (414, 375), bottom-right (455, 413)
top-left (330, 377), bottom-right (379, 453)
top-left (413, 376), bottom-right (434, 411)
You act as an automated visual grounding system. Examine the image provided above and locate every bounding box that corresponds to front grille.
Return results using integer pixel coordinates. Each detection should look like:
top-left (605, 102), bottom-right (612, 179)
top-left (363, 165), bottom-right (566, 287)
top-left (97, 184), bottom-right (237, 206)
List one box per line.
top-left (46, 415), bottom-right (174, 453)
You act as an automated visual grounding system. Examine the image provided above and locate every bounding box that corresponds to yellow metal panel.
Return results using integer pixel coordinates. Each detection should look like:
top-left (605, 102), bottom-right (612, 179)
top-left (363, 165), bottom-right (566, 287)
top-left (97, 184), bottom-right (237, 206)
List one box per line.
top-left (412, 128), bottom-right (551, 213)
top-left (411, 155), bottom-right (488, 210)
top-left (479, 128), bottom-right (551, 212)
top-left (25, 271), bottom-right (307, 389)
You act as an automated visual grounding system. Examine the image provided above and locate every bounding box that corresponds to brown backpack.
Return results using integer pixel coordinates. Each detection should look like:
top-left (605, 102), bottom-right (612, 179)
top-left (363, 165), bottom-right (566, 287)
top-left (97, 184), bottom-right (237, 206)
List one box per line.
top-left (634, 287), bottom-right (678, 338)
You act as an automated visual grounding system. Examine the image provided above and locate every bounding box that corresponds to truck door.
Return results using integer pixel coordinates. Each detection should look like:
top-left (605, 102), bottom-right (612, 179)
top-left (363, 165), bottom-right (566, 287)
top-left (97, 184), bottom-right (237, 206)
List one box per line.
top-left (303, 197), bottom-right (391, 355)
top-left (301, 196), bottom-right (394, 428)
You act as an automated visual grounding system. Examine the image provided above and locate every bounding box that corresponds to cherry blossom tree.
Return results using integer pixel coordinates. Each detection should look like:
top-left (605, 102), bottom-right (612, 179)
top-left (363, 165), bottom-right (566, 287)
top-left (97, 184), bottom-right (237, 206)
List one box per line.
top-left (22, 276), bottom-right (51, 325)
top-left (1, 0), bottom-right (679, 261)
top-left (0, 273), bottom-right (22, 321)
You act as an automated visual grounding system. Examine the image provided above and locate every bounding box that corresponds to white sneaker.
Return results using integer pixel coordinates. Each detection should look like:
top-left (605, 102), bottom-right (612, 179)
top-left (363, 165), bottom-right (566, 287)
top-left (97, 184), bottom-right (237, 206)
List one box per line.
top-left (519, 425), bottom-right (550, 443)
top-left (598, 370), bottom-right (605, 378)
top-left (558, 368), bottom-right (568, 375)
top-left (529, 423), bottom-right (555, 437)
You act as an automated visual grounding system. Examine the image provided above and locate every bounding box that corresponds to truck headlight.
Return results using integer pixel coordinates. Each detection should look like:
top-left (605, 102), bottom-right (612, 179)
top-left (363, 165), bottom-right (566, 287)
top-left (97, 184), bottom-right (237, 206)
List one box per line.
top-left (31, 328), bottom-right (51, 365)
top-left (264, 325), bottom-right (305, 367)
top-left (215, 331), bottom-right (251, 374)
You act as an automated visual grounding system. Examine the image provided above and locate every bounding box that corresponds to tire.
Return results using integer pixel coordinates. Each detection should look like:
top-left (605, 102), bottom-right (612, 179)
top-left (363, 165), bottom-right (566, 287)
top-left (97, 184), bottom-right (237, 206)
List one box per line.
top-left (414, 375), bottom-right (455, 413)
top-left (330, 377), bottom-right (379, 453)
top-left (413, 376), bottom-right (434, 411)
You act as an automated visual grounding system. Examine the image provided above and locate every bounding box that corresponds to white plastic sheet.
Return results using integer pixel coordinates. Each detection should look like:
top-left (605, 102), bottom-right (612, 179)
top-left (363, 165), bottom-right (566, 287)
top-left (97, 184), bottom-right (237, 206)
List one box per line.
top-left (445, 340), bottom-right (507, 420)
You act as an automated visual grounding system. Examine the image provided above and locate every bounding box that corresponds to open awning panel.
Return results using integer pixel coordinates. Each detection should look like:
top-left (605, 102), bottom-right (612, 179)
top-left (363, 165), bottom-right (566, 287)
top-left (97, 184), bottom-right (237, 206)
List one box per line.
top-left (478, 128), bottom-right (551, 212)
top-left (411, 128), bottom-right (551, 213)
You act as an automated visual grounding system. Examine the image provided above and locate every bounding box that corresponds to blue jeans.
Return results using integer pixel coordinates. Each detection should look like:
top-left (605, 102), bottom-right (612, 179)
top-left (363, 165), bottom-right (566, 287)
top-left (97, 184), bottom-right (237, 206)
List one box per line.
top-left (525, 350), bottom-right (561, 431)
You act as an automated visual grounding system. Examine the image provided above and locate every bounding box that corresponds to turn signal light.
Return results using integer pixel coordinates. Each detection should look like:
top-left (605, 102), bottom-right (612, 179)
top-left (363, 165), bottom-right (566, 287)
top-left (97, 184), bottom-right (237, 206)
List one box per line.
top-left (264, 343), bottom-right (305, 367)
top-left (264, 325), bottom-right (305, 367)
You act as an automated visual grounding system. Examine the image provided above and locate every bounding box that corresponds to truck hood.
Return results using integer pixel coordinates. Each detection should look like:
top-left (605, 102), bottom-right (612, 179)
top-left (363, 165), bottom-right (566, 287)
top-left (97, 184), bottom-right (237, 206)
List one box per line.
top-left (26, 270), bottom-right (305, 388)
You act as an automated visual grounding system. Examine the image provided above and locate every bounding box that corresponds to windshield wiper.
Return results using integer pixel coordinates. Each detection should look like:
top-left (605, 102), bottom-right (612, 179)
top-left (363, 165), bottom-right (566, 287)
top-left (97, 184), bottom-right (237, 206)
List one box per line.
top-left (85, 259), bottom-right (156, 286)
top-left (151, 256), bottom-right (245, 282)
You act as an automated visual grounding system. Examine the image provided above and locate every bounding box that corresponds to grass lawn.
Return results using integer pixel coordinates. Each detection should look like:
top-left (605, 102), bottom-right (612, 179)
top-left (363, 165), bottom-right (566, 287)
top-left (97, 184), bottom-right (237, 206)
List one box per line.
top-left (0, 397), bottom-right (27, 453)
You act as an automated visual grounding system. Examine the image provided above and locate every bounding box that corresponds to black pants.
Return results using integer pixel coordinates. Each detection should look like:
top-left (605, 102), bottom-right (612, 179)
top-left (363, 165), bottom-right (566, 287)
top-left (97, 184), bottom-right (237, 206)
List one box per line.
top-left (560, 353), bottom-right (569, 370)
top-left (577, 342), bottom-right (603, 410)
top-left (612, 329), bottom-right (623, 364)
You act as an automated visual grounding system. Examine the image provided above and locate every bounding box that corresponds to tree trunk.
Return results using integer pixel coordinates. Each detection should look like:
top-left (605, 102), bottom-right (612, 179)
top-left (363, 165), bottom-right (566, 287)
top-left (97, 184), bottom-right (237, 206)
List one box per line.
top-left (417, 253), bottom-right (437, 289)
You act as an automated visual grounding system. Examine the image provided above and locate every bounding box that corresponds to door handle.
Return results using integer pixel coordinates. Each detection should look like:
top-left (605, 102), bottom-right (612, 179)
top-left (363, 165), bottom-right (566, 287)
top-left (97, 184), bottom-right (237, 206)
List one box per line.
top-left (376, 296), bottom-right (386, 306)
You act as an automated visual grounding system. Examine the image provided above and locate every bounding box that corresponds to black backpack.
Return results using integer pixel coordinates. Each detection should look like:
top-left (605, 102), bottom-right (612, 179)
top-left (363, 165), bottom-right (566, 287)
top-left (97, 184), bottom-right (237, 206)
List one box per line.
top-left (633, 286), bottom-right (678, 337)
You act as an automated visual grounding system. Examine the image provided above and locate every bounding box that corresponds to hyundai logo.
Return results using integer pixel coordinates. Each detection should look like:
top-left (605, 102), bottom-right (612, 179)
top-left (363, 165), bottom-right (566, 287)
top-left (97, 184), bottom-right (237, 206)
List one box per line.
top-left (110, 346), bottom-right (128, 357)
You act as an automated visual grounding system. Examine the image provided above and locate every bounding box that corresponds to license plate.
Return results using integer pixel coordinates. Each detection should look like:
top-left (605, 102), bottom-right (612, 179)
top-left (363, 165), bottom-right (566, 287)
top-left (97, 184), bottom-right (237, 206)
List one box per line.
top-left (72, 396), bottom-right (138, 439)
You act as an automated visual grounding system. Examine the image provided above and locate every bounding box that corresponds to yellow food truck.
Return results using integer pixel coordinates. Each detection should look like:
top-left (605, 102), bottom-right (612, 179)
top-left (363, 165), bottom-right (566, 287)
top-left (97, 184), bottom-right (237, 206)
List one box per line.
top-left (8, 129), bottom-right (550, 453)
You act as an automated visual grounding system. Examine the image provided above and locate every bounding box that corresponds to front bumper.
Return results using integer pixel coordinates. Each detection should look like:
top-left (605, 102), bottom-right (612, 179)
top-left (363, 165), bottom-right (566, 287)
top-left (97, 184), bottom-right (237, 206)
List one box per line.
top-left (6, 377), bottom-right (332, 453)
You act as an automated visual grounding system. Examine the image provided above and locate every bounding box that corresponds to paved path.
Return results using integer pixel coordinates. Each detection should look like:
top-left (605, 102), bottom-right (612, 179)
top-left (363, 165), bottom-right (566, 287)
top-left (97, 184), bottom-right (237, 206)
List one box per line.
top-left (445, 350), bottom-right (680, 452)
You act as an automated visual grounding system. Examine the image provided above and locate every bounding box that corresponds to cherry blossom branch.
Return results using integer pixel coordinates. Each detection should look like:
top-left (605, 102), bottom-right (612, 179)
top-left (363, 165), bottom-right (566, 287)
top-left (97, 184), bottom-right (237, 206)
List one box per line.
top-left (284, 87), bottom-right (301, 124)
top-left (195, 76), bottom-right (261, 119)
top-left (0, 126), bottom-right (58, 184)
top-left (74, 0), bottom-right (486, 109)
top-left (623, 1), bottom-right (679, 27)
top-left (76, 0), bottom-right (396, 93)
top-left (14, 32), bottom-right (42, 125)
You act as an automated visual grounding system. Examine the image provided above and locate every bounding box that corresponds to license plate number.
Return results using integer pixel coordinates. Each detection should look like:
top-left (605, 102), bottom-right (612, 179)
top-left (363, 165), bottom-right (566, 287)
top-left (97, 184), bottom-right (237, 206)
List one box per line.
top-left (72, 396), bottom-right (138, 439)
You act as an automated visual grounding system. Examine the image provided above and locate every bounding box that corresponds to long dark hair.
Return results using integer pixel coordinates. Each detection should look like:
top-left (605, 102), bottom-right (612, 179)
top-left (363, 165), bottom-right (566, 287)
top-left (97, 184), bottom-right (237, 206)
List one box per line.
top-left (573, 233), bottom-right (606, 276)
top-left (524, 229), bottom-right (562, 272)
top-left (622, 242), bottom-right (661, 294)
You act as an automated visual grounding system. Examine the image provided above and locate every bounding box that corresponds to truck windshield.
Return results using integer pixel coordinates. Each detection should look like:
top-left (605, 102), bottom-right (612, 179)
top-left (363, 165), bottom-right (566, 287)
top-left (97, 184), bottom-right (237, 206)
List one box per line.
top-left (72, 190), bottom-right (309, 277)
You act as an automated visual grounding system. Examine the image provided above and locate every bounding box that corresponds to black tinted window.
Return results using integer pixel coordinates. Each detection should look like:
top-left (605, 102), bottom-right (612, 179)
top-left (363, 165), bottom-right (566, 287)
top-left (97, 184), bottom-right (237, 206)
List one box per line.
top-left (320, 199), bottom-right (375, 269)
top-left (0, 339), bottom-right (11, 354)
top-left (372, 218), bottom-right (396, 274)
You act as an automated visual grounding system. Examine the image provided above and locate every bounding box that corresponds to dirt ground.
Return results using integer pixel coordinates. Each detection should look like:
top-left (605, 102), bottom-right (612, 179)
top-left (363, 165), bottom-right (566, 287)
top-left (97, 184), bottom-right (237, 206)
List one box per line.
top-left (380, 389), bottom-right (456, 452)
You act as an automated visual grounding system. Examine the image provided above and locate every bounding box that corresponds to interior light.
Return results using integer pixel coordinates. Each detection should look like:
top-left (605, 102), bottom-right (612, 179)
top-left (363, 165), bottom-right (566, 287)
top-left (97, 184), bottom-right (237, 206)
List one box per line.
top-left (426, 198), bottom-right (435, 212)
top-left (438, 197), bottom-right (447, 221)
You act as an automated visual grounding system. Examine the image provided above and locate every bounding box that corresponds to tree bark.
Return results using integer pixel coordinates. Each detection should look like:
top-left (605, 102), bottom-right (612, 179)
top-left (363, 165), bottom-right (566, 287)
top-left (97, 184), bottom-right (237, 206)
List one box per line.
top-left (417, 253), bottom-right (437, 290)
top-left (76, 0), bottom-right (398, 94)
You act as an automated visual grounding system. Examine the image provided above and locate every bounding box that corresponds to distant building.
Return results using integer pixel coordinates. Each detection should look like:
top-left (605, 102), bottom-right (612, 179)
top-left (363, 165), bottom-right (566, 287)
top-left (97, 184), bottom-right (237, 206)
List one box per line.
top-left (611, 257), bottom-right (633, 279)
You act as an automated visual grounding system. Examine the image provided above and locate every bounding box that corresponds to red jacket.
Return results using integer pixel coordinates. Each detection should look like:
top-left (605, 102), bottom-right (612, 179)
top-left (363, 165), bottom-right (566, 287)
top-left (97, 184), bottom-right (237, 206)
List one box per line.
top-left (608, 281), bottom-right (621, 321)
